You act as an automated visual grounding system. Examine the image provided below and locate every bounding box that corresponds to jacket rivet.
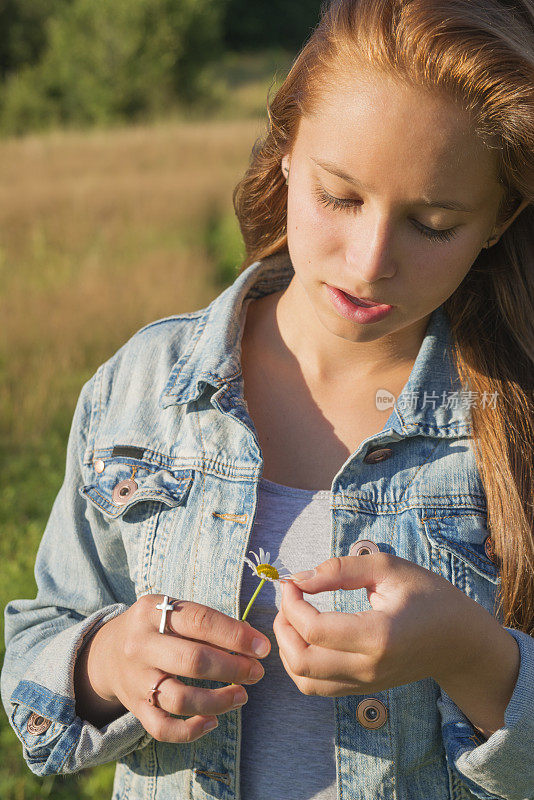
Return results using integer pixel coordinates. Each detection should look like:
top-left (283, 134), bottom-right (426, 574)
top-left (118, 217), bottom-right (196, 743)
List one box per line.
top-left (484, 535), bottom-right (497, 563)
top-left (112, 478), bottom-right (138, 505)
top-left (356, 698), bottom-right (388, 729)
top-left (27, 712), bottom-right (52, 735)
top-left (349, 540), bottom-right (380, 557)
top-left (363, 447), bottom-right (393, 464)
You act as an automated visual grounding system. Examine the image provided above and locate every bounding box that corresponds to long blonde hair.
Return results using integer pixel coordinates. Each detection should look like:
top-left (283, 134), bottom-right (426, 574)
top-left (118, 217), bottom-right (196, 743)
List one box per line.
top-left (232, 0), bottom-right (534, 634)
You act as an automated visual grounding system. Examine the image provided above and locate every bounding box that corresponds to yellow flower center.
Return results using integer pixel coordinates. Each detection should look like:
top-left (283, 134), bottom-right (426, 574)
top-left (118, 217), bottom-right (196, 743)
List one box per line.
top-left (257, 563), bottom-right (279, 580)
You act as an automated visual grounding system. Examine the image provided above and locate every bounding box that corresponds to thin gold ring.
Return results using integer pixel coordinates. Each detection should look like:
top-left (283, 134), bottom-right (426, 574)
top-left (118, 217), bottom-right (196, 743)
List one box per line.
top-left (147, 673), bottom-right (172, 708)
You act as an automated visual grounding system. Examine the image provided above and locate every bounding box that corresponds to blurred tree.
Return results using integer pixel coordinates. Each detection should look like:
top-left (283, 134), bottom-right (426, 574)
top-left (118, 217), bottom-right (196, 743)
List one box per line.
top-left (0, 0), bottom-right (229, 134)
top-left (0, 0), bottom-right (73, 79)
top-left (222, 0), bottom-right (324, 50)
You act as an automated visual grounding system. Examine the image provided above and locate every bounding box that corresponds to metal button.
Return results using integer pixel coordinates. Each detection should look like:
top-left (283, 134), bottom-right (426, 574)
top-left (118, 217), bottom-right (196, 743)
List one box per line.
top-left (349, 539), bottom-right (380, 557)
top-left (94, 459), bottom-right (105, 474)
top-left (112, 478), bottom-right (138, 505)
top-left (363, 447), bottom-right (393, 464)
top-left (356, 698), bottom-right (388, 729)
top-left (27, 712), bottom-right (52, 735)
top-left (484, 536), bottom-right (497, 563)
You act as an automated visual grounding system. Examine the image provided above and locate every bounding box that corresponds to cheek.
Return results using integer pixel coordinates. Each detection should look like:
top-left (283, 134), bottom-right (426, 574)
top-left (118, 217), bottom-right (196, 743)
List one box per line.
top-left (407, 244), bottom-right (477, 301)
top-left (288, 192), bottom-right (343, 248)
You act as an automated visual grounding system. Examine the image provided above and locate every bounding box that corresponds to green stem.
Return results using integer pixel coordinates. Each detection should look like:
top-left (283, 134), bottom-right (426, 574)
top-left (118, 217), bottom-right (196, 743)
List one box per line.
top-left (230, 579), bottom-right (267, 686)
top-left (241, 578), bottom-right (266, 621)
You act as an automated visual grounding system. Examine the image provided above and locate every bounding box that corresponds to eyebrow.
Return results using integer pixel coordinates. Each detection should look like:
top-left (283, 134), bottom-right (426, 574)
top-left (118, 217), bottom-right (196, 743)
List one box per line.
top-left (311, 157), bottom-right (474, 212)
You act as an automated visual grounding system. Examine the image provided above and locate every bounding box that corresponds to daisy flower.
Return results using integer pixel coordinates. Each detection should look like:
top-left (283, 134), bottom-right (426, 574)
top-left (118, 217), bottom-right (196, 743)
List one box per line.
top-left (244, 547), bottom-right (292, 583)
top-left (241, 547), bottom-right (292, 621)
top-left (231, 549), bottom-right (292, 686)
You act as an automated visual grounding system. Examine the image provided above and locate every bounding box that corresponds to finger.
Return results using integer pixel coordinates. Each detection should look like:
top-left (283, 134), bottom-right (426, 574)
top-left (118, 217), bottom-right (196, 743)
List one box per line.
top-left (144, 671), bottom-right (249, 717)
top-left (136, 698), bottom-right (220, 744)
top-left (286, 554), bottom-right (392, 594)
top-left (277, 637), bottom-right (360, 697)
top-left (275, 603), bottom-right (367, 684)
top-left (150, 595), bottom-right (270, 659)
top-left (280, 579), bottom-right (380, 654)
top-left (148, 628), bottom-right (266, 686)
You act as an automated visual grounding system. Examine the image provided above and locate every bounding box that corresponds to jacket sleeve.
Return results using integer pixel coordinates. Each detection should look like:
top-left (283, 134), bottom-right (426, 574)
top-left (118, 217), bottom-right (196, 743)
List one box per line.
top-left (1, 370), bottom-right (153, 776)
top-left (437, 626), bottom-right (534, 800)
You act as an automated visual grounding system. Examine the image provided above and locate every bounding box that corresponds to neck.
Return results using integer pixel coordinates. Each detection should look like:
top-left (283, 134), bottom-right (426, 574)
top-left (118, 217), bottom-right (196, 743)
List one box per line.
top-left (271, 277), bottom-right (428, 386)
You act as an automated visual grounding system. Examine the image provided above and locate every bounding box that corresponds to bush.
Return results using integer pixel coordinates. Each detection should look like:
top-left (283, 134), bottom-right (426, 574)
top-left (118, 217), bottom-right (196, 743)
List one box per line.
top-left (0, 65), bottom-right (57, 136)
top-left (203, 203), bottom-right (246, 288)
top-left (0, 0), bottom-right (228, 135)
top-left (0, 0), bottom-right (73, 79)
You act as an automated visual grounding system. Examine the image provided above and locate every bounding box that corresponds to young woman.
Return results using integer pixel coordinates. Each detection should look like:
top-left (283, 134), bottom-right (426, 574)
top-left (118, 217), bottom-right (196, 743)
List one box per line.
top-left (2, 1), bottom-right (533, 798)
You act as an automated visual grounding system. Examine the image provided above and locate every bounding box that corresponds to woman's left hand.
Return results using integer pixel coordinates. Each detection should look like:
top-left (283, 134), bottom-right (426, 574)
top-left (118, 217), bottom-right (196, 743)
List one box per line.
top-left (273, 552), bottom-right (497, 696)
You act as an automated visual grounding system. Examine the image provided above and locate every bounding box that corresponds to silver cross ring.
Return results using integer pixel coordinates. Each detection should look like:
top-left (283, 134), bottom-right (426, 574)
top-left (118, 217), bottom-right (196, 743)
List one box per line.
top-left (156, 595), bottom-right (175, 634)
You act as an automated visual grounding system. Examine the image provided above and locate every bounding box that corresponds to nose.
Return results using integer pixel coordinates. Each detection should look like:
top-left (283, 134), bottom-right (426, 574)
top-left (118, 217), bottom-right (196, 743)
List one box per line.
top-left (345, 212), bottom-right (397, 284)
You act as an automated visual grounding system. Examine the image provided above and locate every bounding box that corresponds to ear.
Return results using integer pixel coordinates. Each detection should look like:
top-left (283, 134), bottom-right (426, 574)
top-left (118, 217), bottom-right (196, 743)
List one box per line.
top-left (281, 153), bottom-right (290, 178)
top-left (494, 196), bottom-right (531, 241)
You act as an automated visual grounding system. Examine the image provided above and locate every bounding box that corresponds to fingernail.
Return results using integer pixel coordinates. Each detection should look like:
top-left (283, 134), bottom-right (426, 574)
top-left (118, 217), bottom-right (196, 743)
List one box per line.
top-left (203, 719), bottom-right (218, 731)
top-left (252, 637), bottom-right (269, 656)
top-left (288, 569), bottom-right (316, 581)
top-left (232, 689), bottom-right (248, 707)
top-left (250, 663), bottom-right (265, 681)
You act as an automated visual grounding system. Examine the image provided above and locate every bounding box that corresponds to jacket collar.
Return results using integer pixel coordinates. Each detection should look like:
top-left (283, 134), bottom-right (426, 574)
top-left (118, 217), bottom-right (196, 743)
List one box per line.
top-left (160, 252), bottom-right (472, 438)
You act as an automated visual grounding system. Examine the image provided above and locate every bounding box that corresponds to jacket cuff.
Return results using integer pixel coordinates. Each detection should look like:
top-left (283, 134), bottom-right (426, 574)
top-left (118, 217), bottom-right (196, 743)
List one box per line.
top-left (7, 604), bottom-right (152, 775)
top-left (437, 627), bottom-right (534, 800)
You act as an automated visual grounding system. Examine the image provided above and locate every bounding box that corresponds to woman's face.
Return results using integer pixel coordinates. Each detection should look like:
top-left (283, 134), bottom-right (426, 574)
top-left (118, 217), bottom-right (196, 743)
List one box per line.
top-left (281, 73), bottom-right (512, 346)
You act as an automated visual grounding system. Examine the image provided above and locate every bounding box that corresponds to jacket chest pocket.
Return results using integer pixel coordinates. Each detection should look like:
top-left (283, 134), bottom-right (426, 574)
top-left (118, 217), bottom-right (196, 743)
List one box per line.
top-left (421, 510), bottom-right (501, 618)
top-left (79, 454), bottom-right (194, 591)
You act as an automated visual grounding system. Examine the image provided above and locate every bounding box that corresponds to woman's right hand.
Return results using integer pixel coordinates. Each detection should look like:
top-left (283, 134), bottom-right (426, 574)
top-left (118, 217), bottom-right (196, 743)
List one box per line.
top-left (77, 593), bottom-right (270, 743)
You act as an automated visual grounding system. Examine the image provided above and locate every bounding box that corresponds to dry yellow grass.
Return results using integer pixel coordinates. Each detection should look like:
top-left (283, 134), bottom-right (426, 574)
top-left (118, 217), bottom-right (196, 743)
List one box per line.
top-left (0, 117), bottom-right (267, 443)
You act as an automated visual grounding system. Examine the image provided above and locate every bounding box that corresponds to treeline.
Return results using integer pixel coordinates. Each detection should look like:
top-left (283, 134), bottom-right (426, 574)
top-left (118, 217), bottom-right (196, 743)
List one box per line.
top-left (0, 0), bottom-right (323, 136)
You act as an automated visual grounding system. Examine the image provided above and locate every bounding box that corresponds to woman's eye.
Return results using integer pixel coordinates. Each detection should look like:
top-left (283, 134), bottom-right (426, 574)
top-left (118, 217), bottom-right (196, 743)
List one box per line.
top-left (312, 186), bottom-right (459, 244)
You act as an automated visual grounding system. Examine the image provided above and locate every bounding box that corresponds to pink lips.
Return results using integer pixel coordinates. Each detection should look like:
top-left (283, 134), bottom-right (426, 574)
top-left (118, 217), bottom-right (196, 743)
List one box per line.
top-left (326, 285), bottom-right (393, 324)
top-left (341, 291), bottom-right (383, 307)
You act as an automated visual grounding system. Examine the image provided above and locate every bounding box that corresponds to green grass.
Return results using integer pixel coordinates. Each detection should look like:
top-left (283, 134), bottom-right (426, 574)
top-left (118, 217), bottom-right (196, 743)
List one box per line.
top-left (0, 430), bottom-right (119, 799)
top-left (0, 47), bottom-right (289, 799)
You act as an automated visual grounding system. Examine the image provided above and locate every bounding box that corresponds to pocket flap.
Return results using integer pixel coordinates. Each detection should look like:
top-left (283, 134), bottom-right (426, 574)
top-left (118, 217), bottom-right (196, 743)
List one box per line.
top-left (421, 511), bottom-right (500, 584)
top-left (79, 456), bottom-right (194, 520)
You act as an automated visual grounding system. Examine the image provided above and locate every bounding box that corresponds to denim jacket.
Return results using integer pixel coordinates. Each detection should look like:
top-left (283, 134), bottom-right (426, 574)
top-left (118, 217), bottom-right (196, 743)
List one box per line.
top-left (2, 252), bottom-right (533, 800)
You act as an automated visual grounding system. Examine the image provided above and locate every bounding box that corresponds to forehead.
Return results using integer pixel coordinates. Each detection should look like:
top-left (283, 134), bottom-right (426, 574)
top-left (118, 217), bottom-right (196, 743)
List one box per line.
top-left (296, 74), bottom-right (500, 198)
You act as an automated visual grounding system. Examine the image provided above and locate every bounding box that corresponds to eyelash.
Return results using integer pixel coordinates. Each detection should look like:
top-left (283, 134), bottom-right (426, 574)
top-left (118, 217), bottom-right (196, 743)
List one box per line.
top-left (312, 186), bottom-right (459, 244)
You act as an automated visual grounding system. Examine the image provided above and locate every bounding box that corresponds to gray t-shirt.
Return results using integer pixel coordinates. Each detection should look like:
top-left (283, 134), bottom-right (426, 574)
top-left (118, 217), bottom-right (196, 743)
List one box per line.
top-left (239, 477), bottom-right (337, 800)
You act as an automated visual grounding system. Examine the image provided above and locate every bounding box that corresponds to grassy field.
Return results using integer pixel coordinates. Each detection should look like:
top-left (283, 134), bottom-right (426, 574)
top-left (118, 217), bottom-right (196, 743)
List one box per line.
top-left (0, 49), bottom-right (292, 799)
